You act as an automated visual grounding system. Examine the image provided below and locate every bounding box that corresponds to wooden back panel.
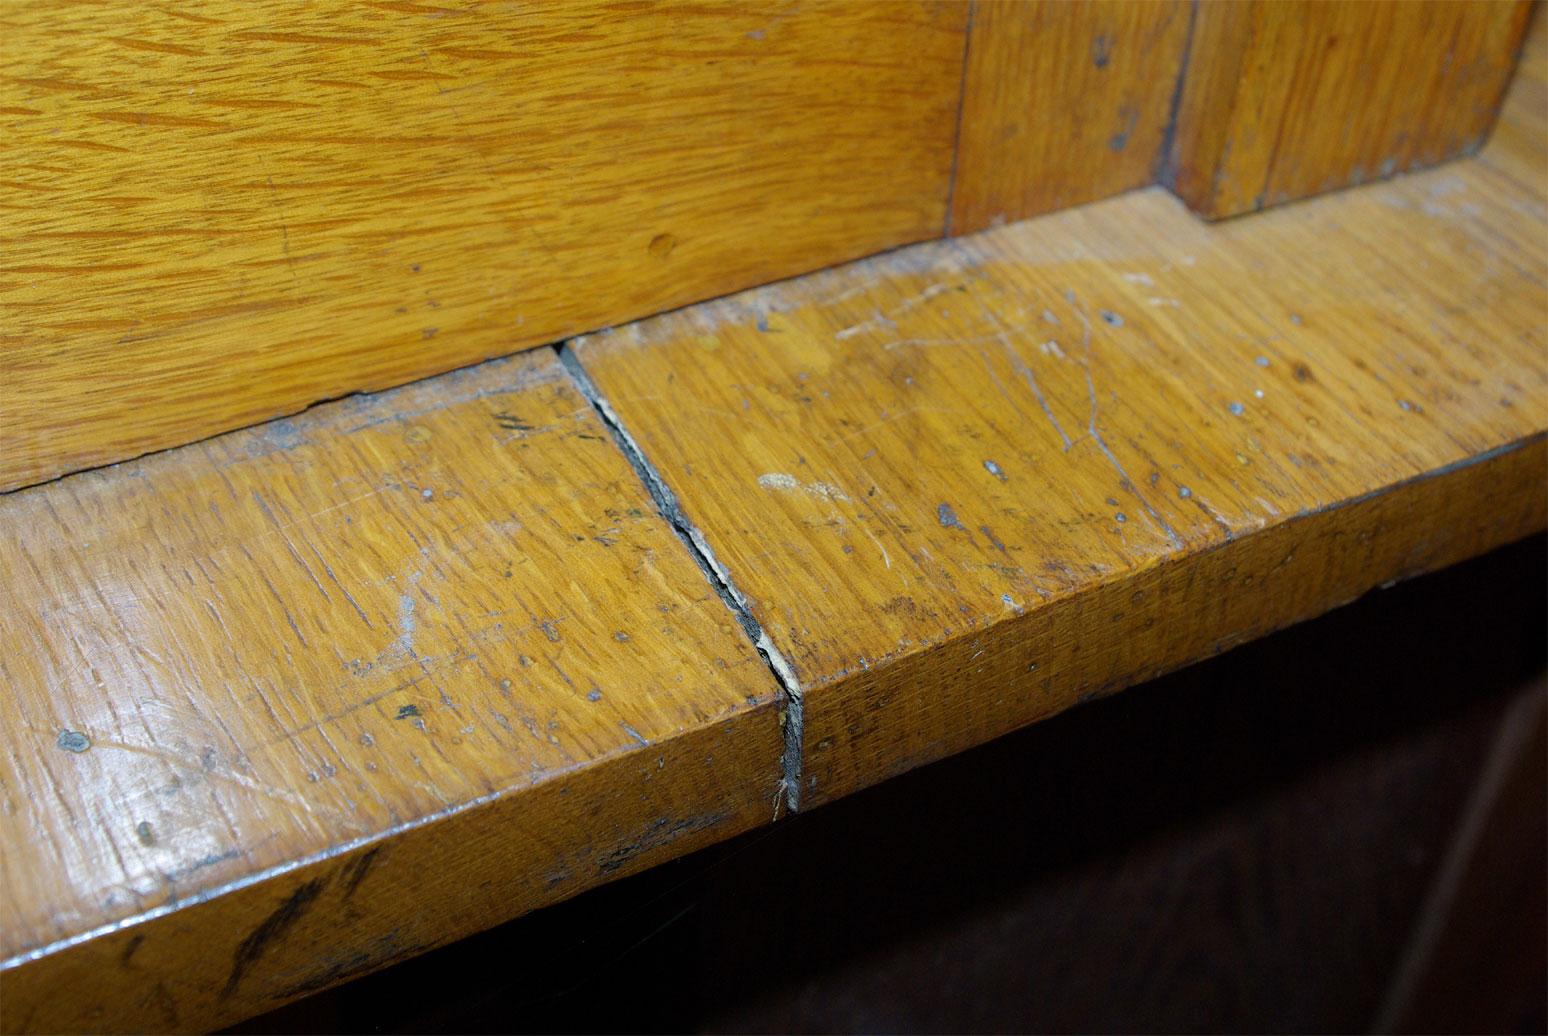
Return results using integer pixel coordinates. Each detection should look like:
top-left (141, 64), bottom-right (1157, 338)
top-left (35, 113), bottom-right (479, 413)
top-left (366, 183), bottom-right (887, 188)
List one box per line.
top-left (949, 0), bottom-right (1190, 233)
top-left (1167, 0), bottom-right (1532, 217)
top-left (2, 1), bottom-right (1530, 492)
top-left (0, 1), bottom-right (968, 490)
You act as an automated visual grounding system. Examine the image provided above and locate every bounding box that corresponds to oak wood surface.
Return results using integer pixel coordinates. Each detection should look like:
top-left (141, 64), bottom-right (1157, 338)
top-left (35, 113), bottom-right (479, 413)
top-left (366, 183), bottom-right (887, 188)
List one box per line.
top-left (572, 43), bottom-right (1548, 805)
top-left (231, 537), bottom-right (1548, 1035)
top-left (1480, 0), bottom-right (1547, 191)
top-left (0, 350), bottom-right (782, 1033)
top-left (5, 0), bottom-right (1533, 492)
top-left (0, 0), bottom-right (966, 491)
top-left (1166, 0), bottom-right (1533, 219)
top-left (4, 13), bottom-right (1547, 1032)
top-left (950, 0), bottom-right (1189, 234)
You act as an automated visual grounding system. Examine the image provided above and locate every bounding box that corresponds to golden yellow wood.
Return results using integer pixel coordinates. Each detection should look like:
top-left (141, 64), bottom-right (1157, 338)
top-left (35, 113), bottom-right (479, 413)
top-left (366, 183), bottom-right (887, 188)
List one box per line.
top-left (1166, 0), bottom-right (1533, 218)
top-left (950, 0), bottom-right (1189, 233)
top-left (0, 350), bottom-right (782, 1033)
top-left (1481, 2), bottom-right (1547, 191)
top-left (6, 0), bottom-right (1533, 492)
top-left (5, 15), bottom-right (1548, 1032)
top-left (0, 0), bottom-right (966, 491)
top-left (572, 39), bottom-right (1548, 806)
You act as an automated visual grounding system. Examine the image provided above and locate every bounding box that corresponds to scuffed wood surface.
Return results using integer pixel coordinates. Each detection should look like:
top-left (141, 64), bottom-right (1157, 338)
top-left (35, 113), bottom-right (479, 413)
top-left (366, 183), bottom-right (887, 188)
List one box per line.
top-left (0, 0), bottom-right (966, 490)
top-left (2, 14), bottom-right (1546, 1033)
top-left (1166, 0), bottom-right (1533, 218)
top-left (572, 39), bottom-right (1548, 805)
top-left (950, 0), bottom-right (1189, 233)
top-left (0, 350), bottom-right (782, 1033)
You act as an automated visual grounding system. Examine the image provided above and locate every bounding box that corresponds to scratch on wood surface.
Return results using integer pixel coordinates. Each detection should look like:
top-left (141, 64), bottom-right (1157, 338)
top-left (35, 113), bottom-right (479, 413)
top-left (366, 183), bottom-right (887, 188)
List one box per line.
top-left (1065, 288), bottom-right (1183, 549)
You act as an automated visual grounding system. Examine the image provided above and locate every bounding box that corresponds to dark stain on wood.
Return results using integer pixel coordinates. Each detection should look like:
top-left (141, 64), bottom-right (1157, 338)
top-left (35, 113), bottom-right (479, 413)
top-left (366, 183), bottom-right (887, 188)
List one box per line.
top-left (119, 932), bottom-right (145, 969)
top-left (339, 846), bottom-right (383, 901)
top-left (223, 878), bottom-right (327, 999)
top-left (595, 814), bottom-right (727, 875)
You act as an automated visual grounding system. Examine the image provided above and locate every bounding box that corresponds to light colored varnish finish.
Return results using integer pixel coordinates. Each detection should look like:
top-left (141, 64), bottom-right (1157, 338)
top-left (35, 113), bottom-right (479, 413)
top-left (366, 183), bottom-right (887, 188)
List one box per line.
top-left (5, 0), bottom-right (1532, 491)
top-left (1480, 1), bottom-right (1546, 191)
top-left (0, 0), bottom-right (966, 491)
top-left (4, 13), bottom-right (1548, 1032)
top-left (1166, 0), bottom-right (1533, 219)
top-left (572, 45), bottom-right (1548, 806)
top-left (950, 0), bottom-right (1189, 234)
top-left (0, 350), bottom-right (783, 1033)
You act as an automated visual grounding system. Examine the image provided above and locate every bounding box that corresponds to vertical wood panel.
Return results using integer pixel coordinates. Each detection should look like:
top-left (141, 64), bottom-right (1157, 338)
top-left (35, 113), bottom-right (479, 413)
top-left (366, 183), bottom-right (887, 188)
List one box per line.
top-left (950, 1), bottom-right (1190, 234)
top-left (1167, 0), bottom-right (1533, 219)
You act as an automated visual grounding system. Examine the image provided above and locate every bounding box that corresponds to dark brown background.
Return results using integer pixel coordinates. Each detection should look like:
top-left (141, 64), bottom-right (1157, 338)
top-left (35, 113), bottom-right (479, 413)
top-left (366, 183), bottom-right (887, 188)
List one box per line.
top-left (236, 535), bottom-right (1547, 1035)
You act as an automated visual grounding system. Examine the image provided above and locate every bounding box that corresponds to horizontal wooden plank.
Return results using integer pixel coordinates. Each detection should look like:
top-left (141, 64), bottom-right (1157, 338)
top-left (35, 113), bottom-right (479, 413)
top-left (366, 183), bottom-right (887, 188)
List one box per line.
top-left (1166, 0), bottom-right (1532, 218)
top-left (949, 0), bottom-right (1189, 234)
top-left (0, 0), bottom-right (967, 491)
top-left (570, 44), bottom-right (1548, 806)
top-left (4, 16), bottom-right (1546, 1033)
top-left (0, 350), bottom-right (783, 1033)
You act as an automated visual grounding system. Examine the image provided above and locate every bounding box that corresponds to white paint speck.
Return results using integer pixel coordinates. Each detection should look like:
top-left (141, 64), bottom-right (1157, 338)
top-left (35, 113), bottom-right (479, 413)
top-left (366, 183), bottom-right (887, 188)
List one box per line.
top-left (758, 472), bottom-right (798, 491)
top-left (397, 594), bottom-right (416, 655)
top-left (808, 482), bottom-right (849, 501)
top-left (757, 472), bottom-right (850, 501)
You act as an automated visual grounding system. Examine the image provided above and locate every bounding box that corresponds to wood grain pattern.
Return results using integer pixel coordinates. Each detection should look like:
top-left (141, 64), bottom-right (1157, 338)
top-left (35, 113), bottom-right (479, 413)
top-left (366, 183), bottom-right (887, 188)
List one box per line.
top-left (231, 536), bottom-right (1546, 1034)
top-left (0, 0), bottom-right (967, 491)
top-left (572, 65), bottom-right (1548, 805)
top-left (0, 349), bottom-right (783, 1033)
top-left (1480, 0), bottom-right (1547, 191)
top-left (1166, 0), bottom-right (1533, 219)
top-left (950, 0), bottom-right (1189, 234)
top-left (692, 549), bottom-right (1544, 1035)
top-left (5, 15), bottom-right (1548, 1031)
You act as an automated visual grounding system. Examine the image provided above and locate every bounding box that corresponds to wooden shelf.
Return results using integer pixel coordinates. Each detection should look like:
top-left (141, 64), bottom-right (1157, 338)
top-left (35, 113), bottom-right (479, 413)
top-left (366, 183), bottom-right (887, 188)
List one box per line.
top-left (2, 12), bottom-right (1544, 1035)
top-left (572, 53), bottom-right (1547, 805)
top-left (1, 353), bottom-right (782, 1032)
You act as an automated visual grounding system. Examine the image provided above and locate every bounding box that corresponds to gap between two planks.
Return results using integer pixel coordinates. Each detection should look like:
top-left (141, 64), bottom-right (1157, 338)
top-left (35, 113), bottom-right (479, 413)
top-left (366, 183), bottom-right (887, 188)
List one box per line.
top-left (557, 345), bottom-right (807, 816)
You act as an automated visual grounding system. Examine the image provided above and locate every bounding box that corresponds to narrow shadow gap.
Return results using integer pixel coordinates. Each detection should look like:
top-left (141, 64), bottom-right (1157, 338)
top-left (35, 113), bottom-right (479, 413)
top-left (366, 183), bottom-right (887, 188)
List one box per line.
top-left (556, 343), bottom-right (805, 812)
